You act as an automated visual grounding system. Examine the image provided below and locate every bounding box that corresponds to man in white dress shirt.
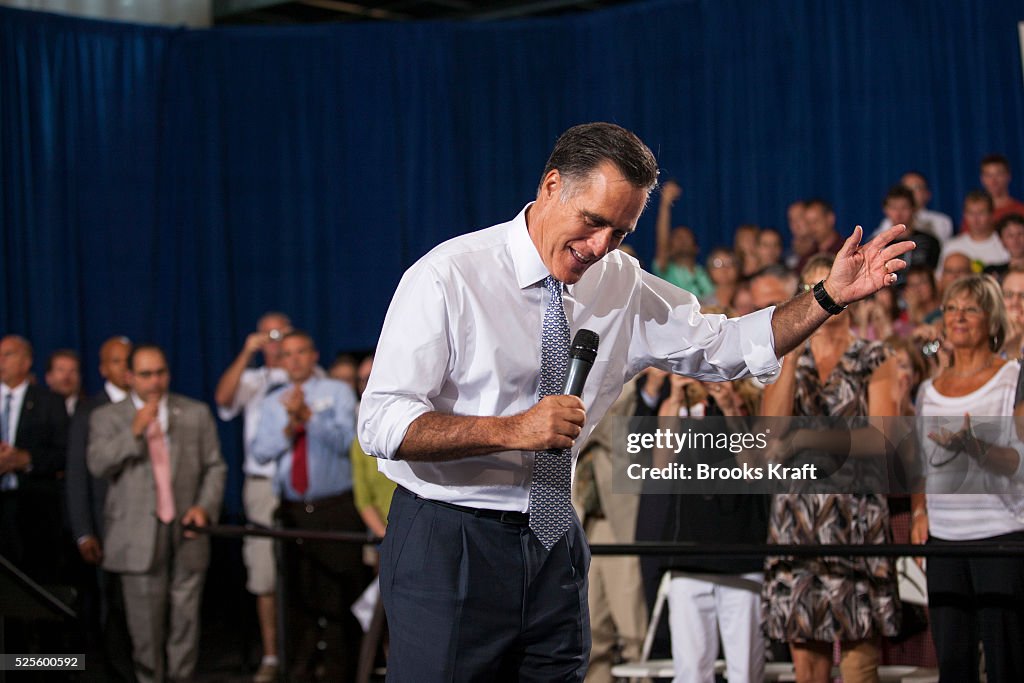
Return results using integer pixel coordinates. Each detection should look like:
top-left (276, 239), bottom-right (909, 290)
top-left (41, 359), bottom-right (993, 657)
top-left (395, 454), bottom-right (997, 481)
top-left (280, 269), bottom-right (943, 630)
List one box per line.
top-left (359, 122), bottom-right (914, 681)
top-left (214, 311), bottom-right (292, 683)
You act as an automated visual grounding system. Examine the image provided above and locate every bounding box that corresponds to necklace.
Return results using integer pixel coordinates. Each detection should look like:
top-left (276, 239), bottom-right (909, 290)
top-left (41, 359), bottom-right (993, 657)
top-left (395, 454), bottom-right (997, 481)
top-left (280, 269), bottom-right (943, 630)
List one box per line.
top-left (945, 356), bottom-right (994, 378)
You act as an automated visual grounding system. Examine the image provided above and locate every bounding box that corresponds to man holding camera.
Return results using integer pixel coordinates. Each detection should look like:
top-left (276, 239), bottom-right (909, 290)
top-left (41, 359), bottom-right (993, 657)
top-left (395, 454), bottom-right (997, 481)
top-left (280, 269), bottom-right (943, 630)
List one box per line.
top-left (215, 311), bottom-right (293, 683)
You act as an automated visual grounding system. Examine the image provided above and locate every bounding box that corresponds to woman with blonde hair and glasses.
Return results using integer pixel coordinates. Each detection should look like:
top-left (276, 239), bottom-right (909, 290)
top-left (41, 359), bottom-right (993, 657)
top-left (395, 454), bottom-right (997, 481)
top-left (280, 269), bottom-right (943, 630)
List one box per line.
top-left (913, 273), bottom-right (1024, 682)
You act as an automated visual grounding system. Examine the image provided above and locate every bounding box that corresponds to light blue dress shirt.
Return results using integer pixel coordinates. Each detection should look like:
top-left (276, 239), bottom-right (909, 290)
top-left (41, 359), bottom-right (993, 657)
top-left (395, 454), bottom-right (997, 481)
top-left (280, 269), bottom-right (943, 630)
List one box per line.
top-left (251, 376), bottom-right (357, 502)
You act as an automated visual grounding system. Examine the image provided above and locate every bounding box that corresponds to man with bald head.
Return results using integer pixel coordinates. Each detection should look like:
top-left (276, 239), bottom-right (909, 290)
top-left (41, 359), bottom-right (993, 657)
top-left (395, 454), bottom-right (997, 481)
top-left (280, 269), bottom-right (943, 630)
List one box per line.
top-left (750, 265), bottom-right (799, 310)
top-left (0, 334), bottom-right (70, 579)
top-left (65, 335), bottom-right (136, 681)
top-left (938, 252), bottom-right (974, 296)
top-left (67, 336), bottom-right (133, 562)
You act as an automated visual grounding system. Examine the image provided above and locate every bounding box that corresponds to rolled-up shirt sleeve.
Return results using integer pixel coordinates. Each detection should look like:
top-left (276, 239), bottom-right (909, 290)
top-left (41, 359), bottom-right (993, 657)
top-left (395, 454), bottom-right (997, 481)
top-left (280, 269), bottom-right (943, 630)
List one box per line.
top-left (629, 271), bottom-right (782, 383)
top-left (358, 261), bottom-right (452, 460)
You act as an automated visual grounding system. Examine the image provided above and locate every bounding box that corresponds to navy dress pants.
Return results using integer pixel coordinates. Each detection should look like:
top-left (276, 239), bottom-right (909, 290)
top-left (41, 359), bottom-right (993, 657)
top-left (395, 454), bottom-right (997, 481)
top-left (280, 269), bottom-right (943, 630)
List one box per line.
top-left (380, 486), bottom-right (591, 682)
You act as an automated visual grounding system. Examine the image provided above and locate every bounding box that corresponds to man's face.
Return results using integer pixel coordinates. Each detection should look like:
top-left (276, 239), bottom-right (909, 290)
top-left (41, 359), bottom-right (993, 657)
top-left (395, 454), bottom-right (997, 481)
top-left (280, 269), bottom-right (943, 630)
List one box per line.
top-left (527, 162), bottom-right (647, 284)
top-left (1002, 273), bottom-right (1024, 326)
top-left (981, 162), bottom-right (1011, 198)
top-left (884, 197), bottom-right (915, 229)
top-left (669, 227), bottom-right (697, 259)
top-left (787, 202), bottom-right (806, 237)
top-left (1000, 220), bottom-right (1024, 259)
top-left (259, 315), bottom-right (292, 368)
top-left (281, 336), bottom-right (319, 384)
top-left (128, 349), bottom-right (170, 403)
top-left (756, 231), bottom-right (782, 267)
top-left (803, 205), bottom-right (835, 242)
top-left (99, 340), bottom-right (132, 390)
top-left (904, 271), bottom-right (936, 307)
top-left (963, 199), bottom-right (993, 236)
top-left (0, 337), bottom-right (32, 388)
top-left (939, 254), bottom-right (972, 294)
top-left (734, 226), bottom-right (758, 254)
top-left (357, 356), bottom-right (373, 397)
top-left (750, 274), bottom-right (793, 309)
top-left (45, 356), bottom-right (81, 398)
top-left (330, 361), bottom-right (357, 389)
top-left (900, 173), bottom-right (931, 210)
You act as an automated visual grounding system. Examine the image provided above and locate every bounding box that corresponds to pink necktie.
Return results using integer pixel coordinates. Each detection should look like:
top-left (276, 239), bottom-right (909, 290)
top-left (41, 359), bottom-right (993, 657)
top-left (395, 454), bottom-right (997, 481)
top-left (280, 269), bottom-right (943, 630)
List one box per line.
top-left (147, 420), bottom-right (176, 524)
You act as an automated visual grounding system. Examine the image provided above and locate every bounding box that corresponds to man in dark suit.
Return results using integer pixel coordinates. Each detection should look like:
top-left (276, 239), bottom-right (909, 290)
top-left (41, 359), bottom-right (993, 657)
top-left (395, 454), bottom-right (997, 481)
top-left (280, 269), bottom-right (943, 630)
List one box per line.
top-left (88, 344), bottom-right (226, 683)
top-left (0, 334), bottom-right (70, 585)
top-left (65, 335), bottom-right (136, 682)
top-left (45, 348), bottom-right (83, 416)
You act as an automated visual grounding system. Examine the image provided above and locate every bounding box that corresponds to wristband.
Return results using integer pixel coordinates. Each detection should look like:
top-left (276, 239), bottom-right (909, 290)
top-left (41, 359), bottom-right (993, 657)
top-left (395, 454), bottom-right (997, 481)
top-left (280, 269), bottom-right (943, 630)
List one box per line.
top-left (813, 280), bottom-right (846, 316)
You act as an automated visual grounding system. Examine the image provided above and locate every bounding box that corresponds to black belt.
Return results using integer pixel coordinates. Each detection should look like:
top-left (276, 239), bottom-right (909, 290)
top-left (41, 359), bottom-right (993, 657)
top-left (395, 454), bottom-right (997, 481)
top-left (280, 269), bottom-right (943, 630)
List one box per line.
top-left (401, 487), bottom-right (530, 526)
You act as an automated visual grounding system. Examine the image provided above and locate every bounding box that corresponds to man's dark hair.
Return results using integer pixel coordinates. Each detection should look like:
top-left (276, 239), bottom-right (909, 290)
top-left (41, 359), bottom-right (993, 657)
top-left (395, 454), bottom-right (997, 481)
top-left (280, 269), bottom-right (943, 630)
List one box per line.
top-left (905, 264), bottom-right (937, 294)
top-left (883, 184), bottom-right (917, 210)
top-left (980, 154), bottom-right (1011, 173)
top-left (751, 263), bottom-right (794, 283)
top-left (282, 329), bottom-right (316, 350)
top-left (127, 343), bottom-right (167, 371)
top-left (996, 213), bottom-right (1024, 235)
top-left (331, 352), bottom-right (358, 370)
top-left (964, 189), bottom-right (994, 212)
top-left (540, 122), bottom-right (659, 197)
top-left (903, 170), bottom-right (930, 187)
top-left (46, 349), bottom-right (80, 374)
top-left (803, 198), bottom-right (834, 215)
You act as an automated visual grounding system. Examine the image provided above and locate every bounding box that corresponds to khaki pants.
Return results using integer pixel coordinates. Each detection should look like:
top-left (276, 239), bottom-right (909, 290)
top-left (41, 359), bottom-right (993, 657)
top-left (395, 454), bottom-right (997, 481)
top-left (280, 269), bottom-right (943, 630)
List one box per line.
top-left (584, 518), bottom-right (648, 683)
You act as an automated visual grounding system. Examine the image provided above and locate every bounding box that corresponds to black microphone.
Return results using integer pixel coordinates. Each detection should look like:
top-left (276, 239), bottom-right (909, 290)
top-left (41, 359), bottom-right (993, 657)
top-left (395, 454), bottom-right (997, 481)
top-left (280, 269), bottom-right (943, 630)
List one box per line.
top-left (562, 329), bottom-right (600, 397)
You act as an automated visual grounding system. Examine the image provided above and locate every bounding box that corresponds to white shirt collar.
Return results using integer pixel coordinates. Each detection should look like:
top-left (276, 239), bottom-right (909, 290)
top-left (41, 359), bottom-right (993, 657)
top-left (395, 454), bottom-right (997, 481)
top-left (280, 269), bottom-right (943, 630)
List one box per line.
top-left (130, 391), bottom-right (170, 433)
top-left (1, 380), bottom-right (28, 401)
top-left (509, 202), bottom-right (552, 290)
top-left (105, 381), bottom-right (128, 403)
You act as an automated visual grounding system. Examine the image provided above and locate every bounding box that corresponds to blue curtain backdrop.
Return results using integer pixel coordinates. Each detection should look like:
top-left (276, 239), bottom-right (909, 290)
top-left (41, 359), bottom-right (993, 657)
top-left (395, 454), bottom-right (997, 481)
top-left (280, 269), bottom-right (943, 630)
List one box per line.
top-left (2, 1), bottom-right (1023, 513)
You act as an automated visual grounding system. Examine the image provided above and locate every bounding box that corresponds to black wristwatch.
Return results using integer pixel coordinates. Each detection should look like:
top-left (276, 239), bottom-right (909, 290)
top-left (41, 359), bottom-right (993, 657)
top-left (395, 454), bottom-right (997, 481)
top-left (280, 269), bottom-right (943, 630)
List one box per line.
top-left (812, 280), bottom-right (846, 316)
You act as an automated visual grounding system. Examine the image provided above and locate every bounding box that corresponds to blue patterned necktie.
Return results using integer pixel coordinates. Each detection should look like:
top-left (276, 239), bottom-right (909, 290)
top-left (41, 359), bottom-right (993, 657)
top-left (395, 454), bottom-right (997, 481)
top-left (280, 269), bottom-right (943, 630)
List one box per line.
top-left (528, 275), bottom-right (574, 550)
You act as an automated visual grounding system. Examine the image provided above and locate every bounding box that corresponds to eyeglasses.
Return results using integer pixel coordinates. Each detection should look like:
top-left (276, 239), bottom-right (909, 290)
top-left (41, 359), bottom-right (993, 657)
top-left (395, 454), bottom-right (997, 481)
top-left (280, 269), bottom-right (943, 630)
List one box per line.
top-left (941, 304), bottom-right (985, 317)
top-left (134, 368), bottom-right (168, 379)
top-left (710, 258), bottom-right (736, 269)
top-left (1003, 290), bottom-right (1024, 301)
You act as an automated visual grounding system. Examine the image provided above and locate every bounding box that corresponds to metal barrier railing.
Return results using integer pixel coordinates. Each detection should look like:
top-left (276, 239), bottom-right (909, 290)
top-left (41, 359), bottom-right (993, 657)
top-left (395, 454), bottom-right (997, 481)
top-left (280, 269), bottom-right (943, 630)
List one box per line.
top-left (185, 522), bottom-right (1024, 557)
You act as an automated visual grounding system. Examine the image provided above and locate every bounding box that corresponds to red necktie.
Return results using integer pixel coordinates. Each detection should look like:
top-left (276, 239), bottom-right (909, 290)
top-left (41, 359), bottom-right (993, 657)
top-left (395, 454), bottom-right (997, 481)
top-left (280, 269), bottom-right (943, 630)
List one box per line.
top-left (291, 424), bottom-right (308, 495)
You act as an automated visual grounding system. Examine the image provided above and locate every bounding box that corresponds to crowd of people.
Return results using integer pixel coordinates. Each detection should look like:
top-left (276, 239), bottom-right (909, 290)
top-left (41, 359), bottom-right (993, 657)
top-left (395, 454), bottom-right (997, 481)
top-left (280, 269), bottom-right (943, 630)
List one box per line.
top-left (0, 321), bottom-right (390, 683)
top-left (1, 150), bottom-right (1022, 683)
top-left (580, 154), bottom-right (1024, 683)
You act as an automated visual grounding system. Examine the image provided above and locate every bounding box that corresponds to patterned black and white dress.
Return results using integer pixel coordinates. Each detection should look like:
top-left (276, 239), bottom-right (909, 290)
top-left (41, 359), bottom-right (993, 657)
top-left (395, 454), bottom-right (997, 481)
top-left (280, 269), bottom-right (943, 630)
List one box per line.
top-left (763, 338), bottom-right (900, 642)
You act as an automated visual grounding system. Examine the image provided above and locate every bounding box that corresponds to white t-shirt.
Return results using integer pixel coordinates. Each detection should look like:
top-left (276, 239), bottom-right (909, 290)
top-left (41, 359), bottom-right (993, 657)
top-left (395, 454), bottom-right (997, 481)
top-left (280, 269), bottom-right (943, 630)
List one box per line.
top-left (939, 232), bottom-right (1010, 271)
top-left (916, 360), bottom-right (1024, 540)
top-left (218, 366), bottom-right (289, 478)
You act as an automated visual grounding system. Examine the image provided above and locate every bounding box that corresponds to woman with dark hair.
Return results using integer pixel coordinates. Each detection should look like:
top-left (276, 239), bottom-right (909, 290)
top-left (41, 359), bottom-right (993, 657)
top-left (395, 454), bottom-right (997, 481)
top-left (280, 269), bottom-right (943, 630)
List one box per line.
top-left (700, 247), bottom-right (741, 308)
top-left (760, 254), bottom-right (900, 683)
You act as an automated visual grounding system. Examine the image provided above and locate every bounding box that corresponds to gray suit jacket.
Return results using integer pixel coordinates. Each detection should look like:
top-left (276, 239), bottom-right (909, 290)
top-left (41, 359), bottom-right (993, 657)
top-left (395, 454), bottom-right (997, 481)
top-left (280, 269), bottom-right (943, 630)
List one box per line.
top-left (87, 393), bottom-right (226, 574)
